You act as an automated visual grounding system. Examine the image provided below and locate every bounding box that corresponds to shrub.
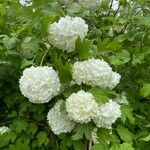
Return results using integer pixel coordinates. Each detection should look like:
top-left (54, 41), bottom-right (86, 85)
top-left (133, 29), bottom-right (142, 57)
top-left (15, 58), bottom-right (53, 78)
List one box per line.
top-left (0, 0), bottom-right (150, 149)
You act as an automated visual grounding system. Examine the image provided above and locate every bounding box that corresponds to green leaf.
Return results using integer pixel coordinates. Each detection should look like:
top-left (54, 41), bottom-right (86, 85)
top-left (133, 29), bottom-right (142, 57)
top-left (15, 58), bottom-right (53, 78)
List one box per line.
top-left (109, 50), bottom-right (130, 66)
top-left (21, 58), bottom-right (33, 69)
top-left (67, 3), bottom-right (82, 15)
top-left (107, 38), bottom-right (121, 51)
top-left (132, 53), bottom-right (145, 66)
top-left (140, 84), bottom-right (150, 98)
top-left (59, 134), bottom-right (72, 150)
top-left (72, 140), bottom-right (84, 150)
top-left (0, 131), bottom-right (17, 148)
top-left (27, 123), bottom-right (38, 135)
top-left (8, 111), bottom-right (17, 118)
top-left (140, 134), bottom-right (150, 142)
top-left (2, 35), bottom-right (18, 50)
top-left (33, 113), bottom-right (45, 122)
top-left (72, 123), bottom-right (94, 140)
top-left (97, 38), bottom-right (110, 51)
top-left (100, 0), bottom-right (110, 9)
top-left (42, 16), bottom-right (55, 36)
top-left (52, 55), bottom-right (72, 84)
top-left (117, 35), bottom-right (134, 43)
top-left (89, 87), bottom-right (109, 104)
top-left (0, 4), bottom-right (6, 15)
top-left (110, 144), bottom-right (120, 150)
top-left (75, 37), bottom-right (93, 59)
top-left (17, 134), bottom-right (30, 145)
top-left (132, 47), bottom-right (150, 66)
top-left (117, 124), bottom-right (134, 142)
top-left (119, 143), bottom-right (134, 150)
top-left (21, 37), bottom-right (40, 52)
top-left (4, 93), bottom-right (24, 108)
top-left (121, 105), bottom-right (135, 124)
top-left (36, 131), bottom-right (49, 147)
top-left (89, 87), bottom-right (116, 104)
top-left (138, 14), bottom-right (150, 27)
top-left (63, 85), bottom-right (81, 98)
top-left (110, 143), bottom-right (134, 150)
top-left (97, 128), bottom-right (119, 143)
top-left (11, 119), bottom-right (28, 133)
top-left (5, 50), bottom-right (21, 67)
top-left (91, 142), bottom-right (109, 150)
top-left (9, 142), bottom-right (30, 150)
top-left (41, 2), bottom-right (61, 16)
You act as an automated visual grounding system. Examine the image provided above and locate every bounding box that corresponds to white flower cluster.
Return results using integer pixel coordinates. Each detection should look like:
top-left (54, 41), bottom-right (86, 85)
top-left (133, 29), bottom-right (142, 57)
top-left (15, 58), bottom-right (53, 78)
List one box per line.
top-left (19, 66), bottom-right (61, 103)
top-left (47, 100), bottom-right (76, 135)
top-left (48, 16), bottom-right (88, 52)
top-left (47, 91), bottom-right (122, 134)
top-left (93, 100), bottom-right (122, 129)
top-left (78, 0), bottom-right (101, 8)
top-left (0, 126), bottom-right (10, 135)
top-left (72, 58), bottom-right (121, 89)
top-left (19, 0), bottom-right (33, 6)
top-left (65, 90), bottom-right (99, 123)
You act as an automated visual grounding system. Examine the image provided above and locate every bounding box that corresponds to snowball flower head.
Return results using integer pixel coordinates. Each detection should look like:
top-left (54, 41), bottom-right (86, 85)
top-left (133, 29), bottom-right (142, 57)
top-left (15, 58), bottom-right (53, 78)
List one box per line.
top-left (19, 66), bottom-right (61, 103)
top-left (19, 0), bottom-right (33, 6)
top-left (48, 16), bottom-right (88, 52)
top-left (72, 58), bottom-right (121, 89)
top-left (65, 90), bottom-right (99, 123)
top-left (93, 100), bottom-right (122, 129)
top-left (47, 100), bottom-right (76, 135)
top-left (79, 0), bottom-right (101, 8)
top-left (0, 126), bottom-right (10, 135)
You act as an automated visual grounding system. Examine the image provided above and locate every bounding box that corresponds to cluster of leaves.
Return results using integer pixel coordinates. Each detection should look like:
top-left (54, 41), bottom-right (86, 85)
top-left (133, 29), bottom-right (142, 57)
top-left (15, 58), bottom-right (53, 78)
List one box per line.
top-left (0, 0), bottom-right (150, 149)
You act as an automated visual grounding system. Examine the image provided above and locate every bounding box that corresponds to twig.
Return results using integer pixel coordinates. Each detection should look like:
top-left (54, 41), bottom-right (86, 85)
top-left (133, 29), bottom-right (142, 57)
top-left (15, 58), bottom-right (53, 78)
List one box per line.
top-left (114, 5), bottom-right (120, 17)
top-left (88, 140), bottom-right (92, 150)
top-left (108, 0), bottom-right (114, 16)
top-left (84, 140), bottom-right (88, 150)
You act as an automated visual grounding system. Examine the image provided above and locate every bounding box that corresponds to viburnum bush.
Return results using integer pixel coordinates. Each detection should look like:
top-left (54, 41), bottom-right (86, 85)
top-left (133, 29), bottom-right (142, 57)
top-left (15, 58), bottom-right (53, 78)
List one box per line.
top-left (0, 0), bottom-right (150, 150)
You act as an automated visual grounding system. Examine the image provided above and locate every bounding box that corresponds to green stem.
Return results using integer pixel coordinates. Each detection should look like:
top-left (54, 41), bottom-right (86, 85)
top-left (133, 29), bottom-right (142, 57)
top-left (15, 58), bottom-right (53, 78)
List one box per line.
top-left (60, 9), bottom-right (66, 16)
top-left (40, 50), bottom-right (49, 66)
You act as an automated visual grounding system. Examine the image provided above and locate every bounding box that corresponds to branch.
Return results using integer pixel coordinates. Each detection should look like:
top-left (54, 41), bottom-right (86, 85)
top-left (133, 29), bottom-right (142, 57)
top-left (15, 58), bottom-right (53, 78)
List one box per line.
top-left (108, 0), bottom-right (114, 16)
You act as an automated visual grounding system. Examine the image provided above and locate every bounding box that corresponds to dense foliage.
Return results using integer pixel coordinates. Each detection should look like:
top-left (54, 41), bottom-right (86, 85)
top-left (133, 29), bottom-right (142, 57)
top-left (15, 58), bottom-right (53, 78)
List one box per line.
top-left (0, 0), bottom-right (150, 150)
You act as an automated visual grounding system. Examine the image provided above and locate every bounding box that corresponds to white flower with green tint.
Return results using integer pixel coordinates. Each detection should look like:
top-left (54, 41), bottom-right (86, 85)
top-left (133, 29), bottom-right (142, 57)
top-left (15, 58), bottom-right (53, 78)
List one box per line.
top-left (66, 90), bottom-right (99, 123)
top-left (47, 100), bottom-right (76, 135)
top-left (72, 58), bottom-right (121, 89)
top-left (48, 16), bottom-right (88, 52)
top-left (19, 66), bottom-right (61, 103)
top-left (93, 100), bottom-right (122, 129)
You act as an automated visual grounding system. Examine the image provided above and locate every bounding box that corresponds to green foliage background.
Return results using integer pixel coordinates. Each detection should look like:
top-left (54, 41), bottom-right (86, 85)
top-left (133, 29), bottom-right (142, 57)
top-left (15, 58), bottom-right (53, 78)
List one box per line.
top-left (0, 0), bottom-right (150, 149)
